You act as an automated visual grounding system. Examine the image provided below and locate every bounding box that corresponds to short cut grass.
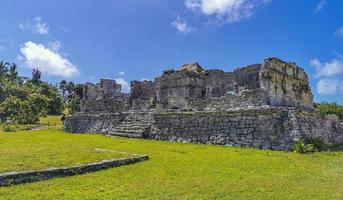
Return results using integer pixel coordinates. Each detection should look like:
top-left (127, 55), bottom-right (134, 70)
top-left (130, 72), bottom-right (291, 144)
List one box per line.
top-left (1, 129), bottom-right (343, 199)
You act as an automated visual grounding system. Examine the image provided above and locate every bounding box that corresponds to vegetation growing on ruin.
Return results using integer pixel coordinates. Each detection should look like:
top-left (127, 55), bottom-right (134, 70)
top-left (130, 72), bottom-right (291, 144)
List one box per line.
top-left (1, 128), bottom-right (343, 199)
top-left (317, 102), bottom-right (343, 120)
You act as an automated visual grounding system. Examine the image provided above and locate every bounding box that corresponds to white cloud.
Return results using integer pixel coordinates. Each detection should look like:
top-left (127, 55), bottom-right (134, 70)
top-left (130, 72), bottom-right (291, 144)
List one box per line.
top-left (315, 0), bottom-right (326, 12)
top-left (310, 58), bottom-right (343, 77)
top-left (171, 16), bottom-right (193, 34)
top-left (335, 26), bottom-right (343, 38)
top-left (47, 40), bottom-right (62, 52)
top-left (60, 27), bottom-right (69, 34)
top-left (317, 79), bottom-right (343, 95)
top-left (185, 0), bottom-right (271, 24)
top-left (118, 71), bottom-right (125, 76)
top-left (115, 78), bottom-right (130, 93)
top-left (20, 41), bottom-right (79, 78)
top-left (19, 17), bottom-right (49, 35)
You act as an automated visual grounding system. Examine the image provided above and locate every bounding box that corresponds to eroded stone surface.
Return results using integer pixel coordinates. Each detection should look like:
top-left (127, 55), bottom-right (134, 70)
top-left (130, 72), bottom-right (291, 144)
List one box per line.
top-left (64, 57), bottom-right (343, 151)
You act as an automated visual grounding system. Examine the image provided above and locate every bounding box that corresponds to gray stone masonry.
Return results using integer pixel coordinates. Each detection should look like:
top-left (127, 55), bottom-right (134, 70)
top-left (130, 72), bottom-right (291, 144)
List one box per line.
top-left (64, 57), bottom-right (343, 151)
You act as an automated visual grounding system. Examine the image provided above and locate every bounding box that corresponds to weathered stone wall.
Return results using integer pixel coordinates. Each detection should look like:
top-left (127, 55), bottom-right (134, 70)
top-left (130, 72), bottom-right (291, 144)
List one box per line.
top-left (99, 79), bottom-right (121, 99)
top-left (80, 95), bottom-right (129, 114)
top-left (233, 64), bottom-right (261, 90)
top-left (130, 80), bottom-right (156, 110)
top-left (294, 110), bottom-right (343, 144)
top-left (150, 108), bottom-right (343, 150)
top-left (204, 70), bottom-right (234, 97)
top-left (259, 58), bottom-right (314, 109)
top-left (155, 69), bottom-right (206, 109)
top-left (155, 64), bottom-right (236, 109)
top-left (151, 108), bottom-right (293, 150)
top-left (83, 83), bottom-right (99, 100)
top-left (64, 113), bottom-right (126, 133)
top-left (64, 107), bottom-right (343, 151)
top-left (82, 80), bottom-right (122, 106)
top-left (186, 89), bottom-right (269, 110)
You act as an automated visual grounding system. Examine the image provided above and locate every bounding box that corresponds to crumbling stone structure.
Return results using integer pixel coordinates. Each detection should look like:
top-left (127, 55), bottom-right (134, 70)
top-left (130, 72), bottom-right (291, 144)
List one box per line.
top-left (64, 57), bottom-right (343, 151)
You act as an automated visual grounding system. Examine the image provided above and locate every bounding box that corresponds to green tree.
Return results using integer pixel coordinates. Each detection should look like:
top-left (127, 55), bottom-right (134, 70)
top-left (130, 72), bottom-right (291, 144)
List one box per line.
top-left (31, 68), bottom-right (41, 84)
top-left (317, 102), bottom-right (343, 120)
top-left (67, 96), bottom-right (81, 114)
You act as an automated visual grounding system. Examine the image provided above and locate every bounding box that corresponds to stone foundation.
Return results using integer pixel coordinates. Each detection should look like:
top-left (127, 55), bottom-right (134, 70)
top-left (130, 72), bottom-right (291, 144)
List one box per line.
top-left (64, 107), bottom-right (343, 151)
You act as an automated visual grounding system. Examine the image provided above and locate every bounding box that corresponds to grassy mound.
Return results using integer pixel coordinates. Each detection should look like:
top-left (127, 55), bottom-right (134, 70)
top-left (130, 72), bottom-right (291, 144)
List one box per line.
top-left (1, 129), bottom-right (343, 199)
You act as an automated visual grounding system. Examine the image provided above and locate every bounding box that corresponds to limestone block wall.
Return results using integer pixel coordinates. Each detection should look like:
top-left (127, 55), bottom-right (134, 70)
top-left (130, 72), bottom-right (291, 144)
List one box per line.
top-left (80, 95), bottom-right (129, 114)
top-left (186, 89), bottom-right (269, 110)
top-left (64, 113), bottom-right (125, 133)
top-left (64, 108), bottom-right (343, 151)
top-left (130, 80), bottom-right (156, 110)
top-left (294, 110), bottom-right (343, 144)
top-left (100, 79), bottom-right (121, 99)
top-left (233, 64), bottom-right (261, 90)
top-left (150, 108), bottom-right (343, 150)
top-left (151, 108), bottom-right (294, 150)
top-left (259, 58), bottom-right (314, 109)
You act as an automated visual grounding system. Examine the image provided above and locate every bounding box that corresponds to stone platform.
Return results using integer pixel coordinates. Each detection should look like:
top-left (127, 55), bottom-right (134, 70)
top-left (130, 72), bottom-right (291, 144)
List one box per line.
top-left (64, 57), bottom-right (343, 151)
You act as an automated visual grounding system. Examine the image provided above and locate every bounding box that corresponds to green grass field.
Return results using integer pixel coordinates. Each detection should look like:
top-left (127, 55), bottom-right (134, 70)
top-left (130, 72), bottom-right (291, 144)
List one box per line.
top-left (1, 128), bottom-right (343, 199)
top-left (0, 129), bottom-right (133, 173)
top-left (0, 115), bottom-right (63, 132)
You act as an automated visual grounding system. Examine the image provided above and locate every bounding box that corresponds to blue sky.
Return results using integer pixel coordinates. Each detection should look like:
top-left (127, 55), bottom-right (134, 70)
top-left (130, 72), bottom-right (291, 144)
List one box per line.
top-left (0, 0), bottom-right (342, 103)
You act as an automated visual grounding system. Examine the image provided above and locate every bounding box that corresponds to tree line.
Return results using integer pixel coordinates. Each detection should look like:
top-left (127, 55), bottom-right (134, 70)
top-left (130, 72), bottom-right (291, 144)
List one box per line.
top-left (0, 61), bottom-right (82, 125)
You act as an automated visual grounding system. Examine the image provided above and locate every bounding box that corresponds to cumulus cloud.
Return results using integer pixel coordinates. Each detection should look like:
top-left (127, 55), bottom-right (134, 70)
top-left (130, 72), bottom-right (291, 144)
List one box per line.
top-left (115, 78), bottom-right (130, 93)
top-left (310, 58), bottom-right (343, 77)
top-left (185, 0), bottom-right (271, 24)
top-left (335, 26), bottom-right (343, 38)
top-left (317, 79), bottom-right (343, 95)
top-left (310, 57), bottom-right (343, 95)
top-left (19, 17), bottom-right (49, 35)
top-left (20, 41), bottom-right (79, 78)
top-left (118, 71), bottom-right (125, 76)
top-left (171, 16), bottom-right (193, 34)
top-left (47, 40), bottom-right (62, 52)
top-left (315, 0), bottom-right (326, 12)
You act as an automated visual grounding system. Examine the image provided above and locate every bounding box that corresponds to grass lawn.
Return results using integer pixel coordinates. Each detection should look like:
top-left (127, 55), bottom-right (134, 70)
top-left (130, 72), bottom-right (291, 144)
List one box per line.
top-left (1, 129), bottom-right (343, 199)
top-left (0, 115), bottom-right (63, 132)
top-left (39, 115), bottom-right (63, 126)
top-left (0, 129), bottom-right (134, 173)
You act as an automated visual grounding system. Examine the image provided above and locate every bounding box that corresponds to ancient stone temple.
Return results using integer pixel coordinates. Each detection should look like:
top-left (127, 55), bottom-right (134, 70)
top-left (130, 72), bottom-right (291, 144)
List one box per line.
top-left (64, 57), bottom-right (343, 151)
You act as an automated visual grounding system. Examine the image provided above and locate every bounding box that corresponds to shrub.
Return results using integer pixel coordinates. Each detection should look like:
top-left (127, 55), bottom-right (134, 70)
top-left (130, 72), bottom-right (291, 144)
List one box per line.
top-left (2, 120), bottom-right (18, 132)
top-left (291, 139), bottom-right (316, 154)
top-left (304, 137), bottom-right (329, 152)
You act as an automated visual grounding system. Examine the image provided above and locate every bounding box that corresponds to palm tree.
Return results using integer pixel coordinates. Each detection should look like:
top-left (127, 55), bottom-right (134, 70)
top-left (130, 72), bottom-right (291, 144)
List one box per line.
top-left (0, 61), bottom-right (10, 78)
top-left (59, 80), bottom-right (67, 100)
top-left (8, 63), bottom-right (18, 81)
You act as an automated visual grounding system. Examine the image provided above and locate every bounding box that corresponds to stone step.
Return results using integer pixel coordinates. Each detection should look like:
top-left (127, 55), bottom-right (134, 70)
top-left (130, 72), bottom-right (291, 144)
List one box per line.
top-left (108, 131), bottom-right (143, 138)
top-left (108, 132), bottom-right (142, 138)
top-left (111, 129), bottom-right (145, 134)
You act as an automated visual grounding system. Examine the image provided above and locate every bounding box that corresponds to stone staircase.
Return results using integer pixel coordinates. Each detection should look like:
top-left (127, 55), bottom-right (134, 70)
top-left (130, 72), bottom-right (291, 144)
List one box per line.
top-left (108, 112), bottom-right (154, 138)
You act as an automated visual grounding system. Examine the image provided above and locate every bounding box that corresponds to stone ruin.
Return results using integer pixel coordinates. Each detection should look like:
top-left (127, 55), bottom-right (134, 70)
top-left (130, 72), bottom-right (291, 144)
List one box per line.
top-left (64, 57), bottom-right (343, 151)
